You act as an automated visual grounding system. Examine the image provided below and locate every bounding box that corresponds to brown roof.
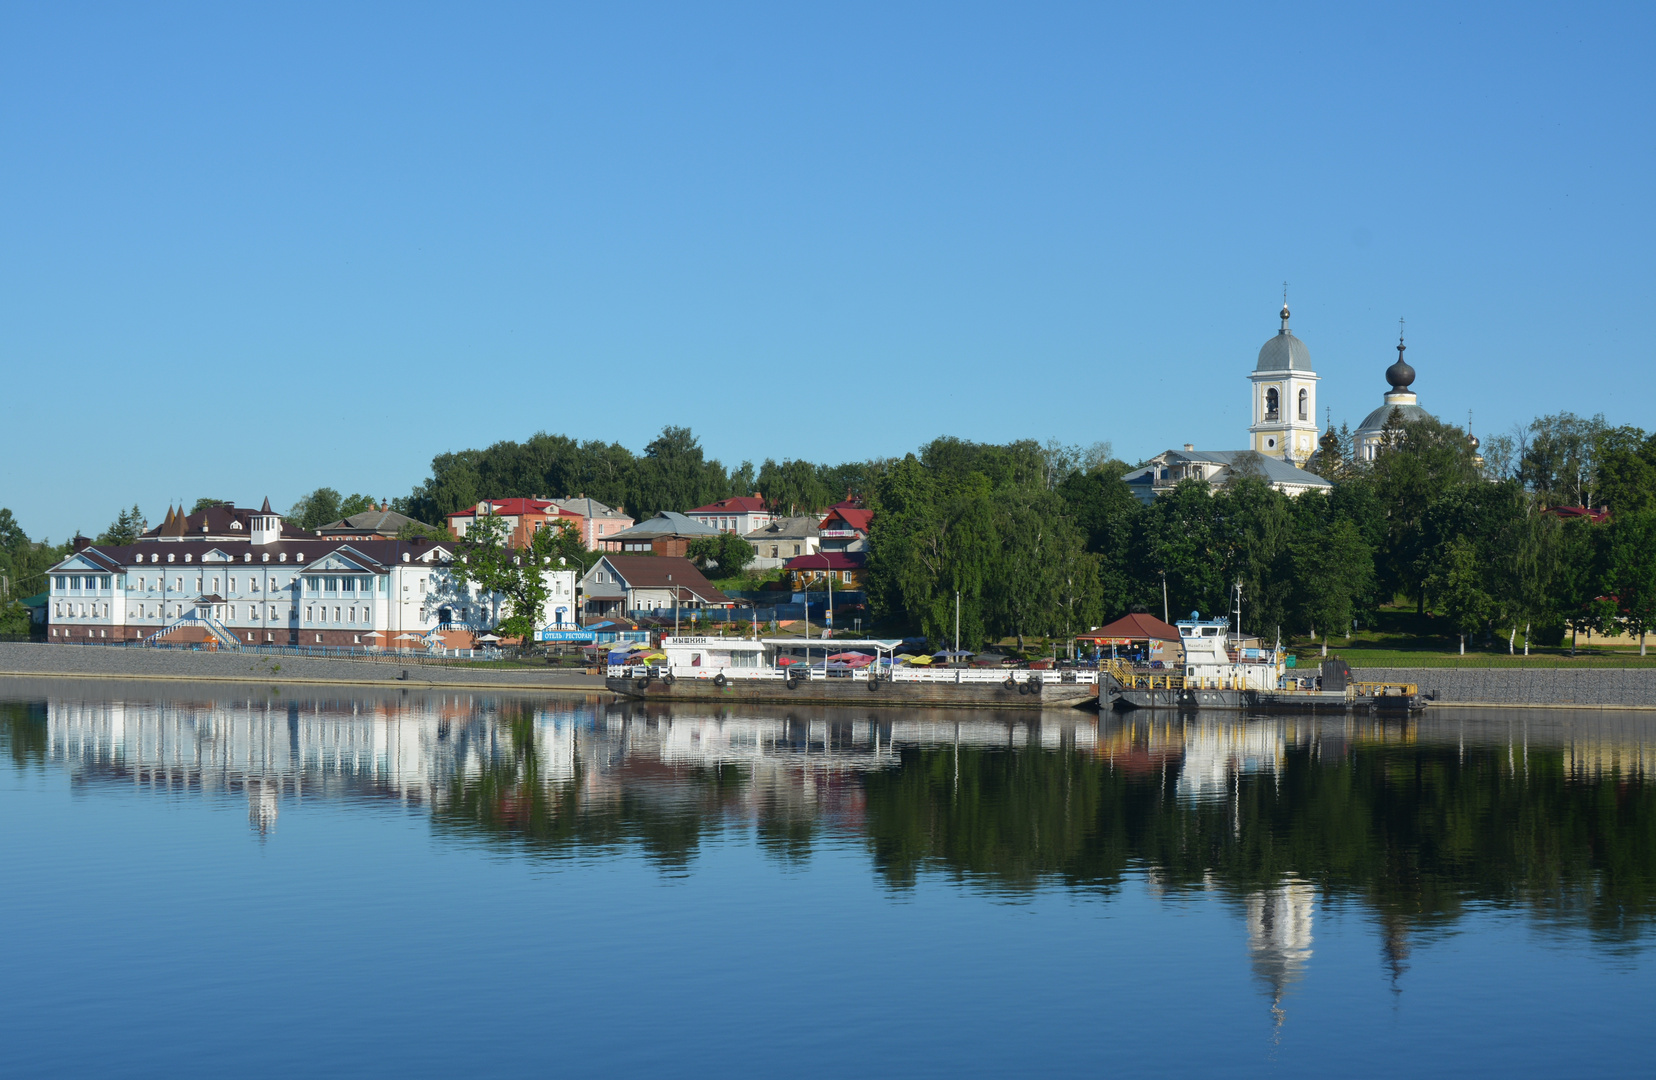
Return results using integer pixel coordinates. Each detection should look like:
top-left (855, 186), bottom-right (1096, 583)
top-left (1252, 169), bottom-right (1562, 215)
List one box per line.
top-left (1079, 613), bottom-right (1182, 642)
top-left (58, 536), bottom-right (458, 574)
top-left (600, 555), bottom-right (730, 605)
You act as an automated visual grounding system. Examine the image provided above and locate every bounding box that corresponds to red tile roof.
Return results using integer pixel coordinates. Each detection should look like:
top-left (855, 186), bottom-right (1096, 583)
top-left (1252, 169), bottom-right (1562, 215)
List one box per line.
top-left (1077, 613), bottom-right (1182, 642)
top-left (688, 496), bottom-right (768, 515)
top-left (821, 507), bottom-right (873, 532)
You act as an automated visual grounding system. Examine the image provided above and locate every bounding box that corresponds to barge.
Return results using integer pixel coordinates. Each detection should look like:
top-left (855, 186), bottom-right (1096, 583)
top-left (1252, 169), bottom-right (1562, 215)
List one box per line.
top-left (607, 636), bottom-right (1100, 709)
top-left (1104, 614), bottom-right (1425, 714)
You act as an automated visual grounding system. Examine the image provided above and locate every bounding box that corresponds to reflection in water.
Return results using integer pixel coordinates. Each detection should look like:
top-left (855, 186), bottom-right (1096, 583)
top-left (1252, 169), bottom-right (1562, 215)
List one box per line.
top-left (6, 683), bottom-right (1656, 1027)
top-left (1247, 879), bottom-right (1315, 1032)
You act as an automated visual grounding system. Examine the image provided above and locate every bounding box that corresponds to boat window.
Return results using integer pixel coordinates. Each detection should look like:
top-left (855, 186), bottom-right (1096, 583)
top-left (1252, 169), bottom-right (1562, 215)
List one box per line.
top-left (1202, 627), bottom-right (1219, 636)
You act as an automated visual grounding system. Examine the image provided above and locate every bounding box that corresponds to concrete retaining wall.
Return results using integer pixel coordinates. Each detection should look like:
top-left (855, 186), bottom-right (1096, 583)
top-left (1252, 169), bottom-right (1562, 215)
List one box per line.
top-left (1361, 667), bottom-right (1656, 709)
top-left (0, 642), bottom-right (610, 694)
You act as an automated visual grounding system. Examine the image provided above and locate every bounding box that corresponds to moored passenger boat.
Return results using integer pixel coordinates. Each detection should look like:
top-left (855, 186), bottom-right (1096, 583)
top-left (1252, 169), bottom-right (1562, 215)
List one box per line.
top-left (606, 636), bottom-right (1100, 709)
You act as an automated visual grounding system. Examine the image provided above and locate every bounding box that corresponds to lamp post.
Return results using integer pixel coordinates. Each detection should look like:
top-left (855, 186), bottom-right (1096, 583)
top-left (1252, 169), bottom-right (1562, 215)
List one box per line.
top-left (667, 573), bottom-right (679, 638)
top-left (816, 552), bottom-right (834, 639)
top-left (1159, 570), bottom-right (1169, 624)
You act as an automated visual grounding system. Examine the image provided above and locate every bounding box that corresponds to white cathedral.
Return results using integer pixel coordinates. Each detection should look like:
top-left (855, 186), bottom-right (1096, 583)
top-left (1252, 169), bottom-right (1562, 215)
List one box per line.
top-left (1124, 299), bottom-right (1438, 502)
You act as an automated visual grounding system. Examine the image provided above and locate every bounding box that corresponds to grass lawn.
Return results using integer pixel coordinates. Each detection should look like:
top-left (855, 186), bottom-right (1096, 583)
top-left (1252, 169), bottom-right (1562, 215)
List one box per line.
top-left (1287, 606), bottom-right (1656, 667)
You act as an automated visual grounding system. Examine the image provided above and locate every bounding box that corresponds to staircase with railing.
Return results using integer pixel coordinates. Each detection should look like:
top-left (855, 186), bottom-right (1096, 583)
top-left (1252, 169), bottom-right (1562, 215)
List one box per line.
top-left (141, 610), bottom-right (243, 650)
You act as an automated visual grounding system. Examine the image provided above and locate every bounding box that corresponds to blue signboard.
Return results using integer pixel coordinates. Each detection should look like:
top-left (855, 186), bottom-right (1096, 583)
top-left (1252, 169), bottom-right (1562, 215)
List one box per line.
top-left (537, 629), bottom-right (597, 642)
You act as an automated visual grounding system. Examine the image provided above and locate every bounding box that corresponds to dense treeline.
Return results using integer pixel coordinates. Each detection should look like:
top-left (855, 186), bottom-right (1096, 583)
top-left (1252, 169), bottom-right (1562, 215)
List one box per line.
top-left (384, 410), bottom-right (1656, 650)
top-left (393, 426), bottom-right (877, 524)
top-left (0, 510), bottom-right (68, 634)
top-left (863, 411), bottom-right (1656, 651)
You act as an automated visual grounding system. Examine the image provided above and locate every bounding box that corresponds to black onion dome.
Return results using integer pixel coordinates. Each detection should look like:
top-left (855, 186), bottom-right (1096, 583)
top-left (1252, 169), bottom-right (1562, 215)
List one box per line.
top-left (1385, 340), bottom-right (1414, 391)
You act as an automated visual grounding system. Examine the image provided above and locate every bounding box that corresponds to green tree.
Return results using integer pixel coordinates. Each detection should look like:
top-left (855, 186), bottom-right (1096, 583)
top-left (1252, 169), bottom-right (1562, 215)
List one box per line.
top-left (757, 458), bottom-right (832, 516)
top-left (447, 514), bottom-right (580, 641)
top-left (631, 426), bottom-right (730, 520)
top-left (1289, 512), bottom-right (1373, 653)
top-left (1368, 414), bottom-right (1483, 612)
top-left (1603, 510), bottom-right (1656, 656)
top-left (1426, 538), bottom-right (1493, 654)
top-left (1518, 412), bottom-right (1606, 508)
top-left (1592, 425), bottom-right (1656, 515)
top-left (288, 488), bottom-right (343, 530)
top-left (191, 498), bottom-right (230, 513)
top-left (97, 505), bottom-right (148, 545)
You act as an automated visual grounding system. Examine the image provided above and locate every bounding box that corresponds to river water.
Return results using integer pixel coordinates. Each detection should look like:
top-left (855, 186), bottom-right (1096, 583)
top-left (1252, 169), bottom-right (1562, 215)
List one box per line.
top-left (2, 678), bottom-right (1652, 1077)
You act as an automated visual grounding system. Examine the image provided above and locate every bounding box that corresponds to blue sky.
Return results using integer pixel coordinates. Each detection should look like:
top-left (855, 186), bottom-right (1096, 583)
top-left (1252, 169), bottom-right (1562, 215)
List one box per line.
top-left (3, 2), bottom-right (1651, 540)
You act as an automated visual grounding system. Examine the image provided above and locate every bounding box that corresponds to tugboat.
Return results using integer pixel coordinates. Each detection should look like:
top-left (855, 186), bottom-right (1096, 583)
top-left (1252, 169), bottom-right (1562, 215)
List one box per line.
top-left (606, 635), bottom-right (1101, 709)
top-left (1103, 604), bottom-right (1424, 714)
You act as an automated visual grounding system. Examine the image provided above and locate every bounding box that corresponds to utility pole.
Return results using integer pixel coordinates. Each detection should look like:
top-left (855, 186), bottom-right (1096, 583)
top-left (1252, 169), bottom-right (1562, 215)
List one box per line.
top-left (954, 590), bottom-right (961, 665)
top-left (1159, 570), bottom-right (1169, 624)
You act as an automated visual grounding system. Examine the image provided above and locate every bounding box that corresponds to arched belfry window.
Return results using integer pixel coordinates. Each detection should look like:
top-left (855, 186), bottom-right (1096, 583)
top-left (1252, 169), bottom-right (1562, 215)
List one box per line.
top-left (1298, 388), bottom-right (1308, 420)
top-left (1265, 388), bottom-right (1279, 420)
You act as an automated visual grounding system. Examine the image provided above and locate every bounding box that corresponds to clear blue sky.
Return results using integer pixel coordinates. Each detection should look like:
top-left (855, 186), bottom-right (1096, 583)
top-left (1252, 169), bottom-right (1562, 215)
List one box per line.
top-left (4, 2), bottom-right (1651, 540)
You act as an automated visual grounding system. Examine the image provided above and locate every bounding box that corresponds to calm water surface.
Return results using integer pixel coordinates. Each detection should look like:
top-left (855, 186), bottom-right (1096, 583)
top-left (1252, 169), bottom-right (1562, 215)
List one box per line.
top-left (3, 677), bottom-right (1653, 1077)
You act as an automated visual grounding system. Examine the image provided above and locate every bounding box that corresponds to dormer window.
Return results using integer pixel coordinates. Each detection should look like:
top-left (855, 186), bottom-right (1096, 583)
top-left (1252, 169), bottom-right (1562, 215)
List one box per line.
top-left (184, 553), bottom-right (192, 563)
top-left (231, 521), bottom-right (242, 530)
top-left (279, 553), bottom-right (287, 562)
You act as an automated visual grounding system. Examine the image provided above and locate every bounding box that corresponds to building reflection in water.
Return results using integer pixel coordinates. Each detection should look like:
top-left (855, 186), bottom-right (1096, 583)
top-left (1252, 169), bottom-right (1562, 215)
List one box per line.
top-left (1246, 878), bottom-right (1316, 1033)
top-left (25, 686), bottom-right (1656, 1029)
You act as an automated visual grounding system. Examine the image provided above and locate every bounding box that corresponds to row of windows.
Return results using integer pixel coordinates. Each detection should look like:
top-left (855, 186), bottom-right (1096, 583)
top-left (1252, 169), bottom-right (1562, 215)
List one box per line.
top-left (54, 576), bottom-right (113, 591)
top-left (301, 575), bottom-right (384, 594)
top-left (304, 605), bottom-right (373, 624)
top-left (130, 550), bottom-right (299, 564)
top-left (129, 575), bottom-right (298, 594)
top-left (55, 602), bottom-right (110, 618)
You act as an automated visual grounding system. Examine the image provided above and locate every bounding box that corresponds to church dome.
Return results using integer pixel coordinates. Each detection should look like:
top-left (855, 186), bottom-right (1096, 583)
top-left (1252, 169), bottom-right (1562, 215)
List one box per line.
top-left (1357, 401), bottom-right (1430, 435)
top-left (1255, 303), bottom-right (1313, 372)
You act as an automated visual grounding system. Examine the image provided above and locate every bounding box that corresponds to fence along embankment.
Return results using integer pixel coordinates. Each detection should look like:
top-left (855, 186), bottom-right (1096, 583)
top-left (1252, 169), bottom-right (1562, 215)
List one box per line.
top-left (0, 642), bottom-right (610, 693)
top-left (1351, 664), bottom-right (1656, 709)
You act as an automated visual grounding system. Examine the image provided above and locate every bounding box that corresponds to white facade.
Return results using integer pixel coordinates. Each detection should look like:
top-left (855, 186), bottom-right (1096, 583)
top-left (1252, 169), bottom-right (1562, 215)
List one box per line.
top-left (688, 498), bottom-right (774, 535)
top-left (45, 503), bottom-right (574, 647)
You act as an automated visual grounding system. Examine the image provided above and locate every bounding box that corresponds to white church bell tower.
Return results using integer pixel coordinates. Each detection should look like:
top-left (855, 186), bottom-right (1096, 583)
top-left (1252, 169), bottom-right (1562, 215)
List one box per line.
top-left (1248, 299), bottom-right (1320, 465)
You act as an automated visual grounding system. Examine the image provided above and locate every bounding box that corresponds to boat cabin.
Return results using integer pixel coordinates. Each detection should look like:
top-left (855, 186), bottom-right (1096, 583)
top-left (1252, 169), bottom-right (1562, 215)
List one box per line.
top-left (1176, 614), bottom-right (1284, 691)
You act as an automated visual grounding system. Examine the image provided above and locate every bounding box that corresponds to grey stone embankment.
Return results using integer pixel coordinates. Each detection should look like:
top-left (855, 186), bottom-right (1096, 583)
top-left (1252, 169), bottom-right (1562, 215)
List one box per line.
top-left (0, 642), bottom-right (613, 695)
top-left (1357, 666), bottom-right (1656, 709)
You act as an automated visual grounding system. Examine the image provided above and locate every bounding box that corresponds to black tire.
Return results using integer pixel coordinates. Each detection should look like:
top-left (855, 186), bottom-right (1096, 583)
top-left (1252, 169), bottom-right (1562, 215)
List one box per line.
top-left (867, 678), bottom-right (880, 692)
top-left (1017, 681), bottom-right (1030, 695)
top-left (713, 673), bottom-right (727, 688)
top-left (635, 677), bottom-right (651, 690)
top-left (786, 676), bottom-right (799, 690)
top-left (1003, 677), bottom-right (1016, 691)
top-left (1028, 675), bottom-right (1042, 689)
top-left (662, 672), bottom-right (675, 686)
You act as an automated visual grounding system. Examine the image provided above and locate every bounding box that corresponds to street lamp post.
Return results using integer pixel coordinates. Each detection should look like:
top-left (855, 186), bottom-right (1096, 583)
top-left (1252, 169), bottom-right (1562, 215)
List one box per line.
top-left (817, 552), bottom-right (834, 639)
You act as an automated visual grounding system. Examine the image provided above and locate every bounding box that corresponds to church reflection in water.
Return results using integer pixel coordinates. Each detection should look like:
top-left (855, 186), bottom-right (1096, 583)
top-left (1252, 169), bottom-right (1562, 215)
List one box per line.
top-left (17, 681), bottom-right (1656, 1022)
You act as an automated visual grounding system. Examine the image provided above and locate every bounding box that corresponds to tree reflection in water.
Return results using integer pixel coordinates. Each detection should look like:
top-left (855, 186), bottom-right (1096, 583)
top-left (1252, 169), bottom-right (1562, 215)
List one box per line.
top-left (7, 684), bottom-right (1655, 953)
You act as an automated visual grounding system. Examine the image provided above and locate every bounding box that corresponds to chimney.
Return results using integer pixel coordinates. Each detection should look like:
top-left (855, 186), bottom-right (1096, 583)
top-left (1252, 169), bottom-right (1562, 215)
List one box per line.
top-left (1184, 443), bottom-right (1195, 452)
top-left (72, 535), bottom-right (92, 552)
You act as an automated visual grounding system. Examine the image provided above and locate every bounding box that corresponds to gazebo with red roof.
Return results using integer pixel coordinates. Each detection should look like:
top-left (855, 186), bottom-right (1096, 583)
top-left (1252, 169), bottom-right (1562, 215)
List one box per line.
top-left (1076, 613), bottom-right (1184, 663)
